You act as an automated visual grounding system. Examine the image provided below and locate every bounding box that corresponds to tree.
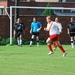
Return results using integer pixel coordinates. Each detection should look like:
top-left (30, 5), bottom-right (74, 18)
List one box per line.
top-left (41, 3), bottom-right (54, 16)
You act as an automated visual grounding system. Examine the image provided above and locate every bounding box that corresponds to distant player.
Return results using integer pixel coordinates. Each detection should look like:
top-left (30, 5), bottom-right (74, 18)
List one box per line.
top-left (53, 17), bottom-right (63, 50)
top-left (29, 17), bottom-right (42, 46)
top-left (44, 16), bottom-right (67, 57)
top-left (14, 18), bottom-right (25, 46)
top-left (67, 17), bottom-right (75, 48)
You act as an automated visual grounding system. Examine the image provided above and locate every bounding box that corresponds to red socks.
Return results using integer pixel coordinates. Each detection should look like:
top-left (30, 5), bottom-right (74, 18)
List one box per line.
top-left (48, 44), bottom-right (53, 52)
top-left (53, 42), bottom-right (57, 48)
top-left (48, 44), bottom-right (66, 53)
top-left (59, 46), bottom-right (65, 53)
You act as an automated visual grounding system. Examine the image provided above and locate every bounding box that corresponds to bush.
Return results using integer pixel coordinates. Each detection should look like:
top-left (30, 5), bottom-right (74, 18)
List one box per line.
top-left (24, 39), bottom-right (30, 45)
top-left (0, 37), bottom-right (6, 45)
top-left (6, 37), bottom-right (17, 45)
top-left (39, 39), bottom-right (46, 45)
top-left (0, 37), bottom-right (3, 41)
top-left (1, 38), bottom-right (6, 45)
top-left (22, 38), bottom-right (26, 45)
top-left (0, 37), bottom-right (46, 45)
top-left (5, 38), bottom-right (10, 45)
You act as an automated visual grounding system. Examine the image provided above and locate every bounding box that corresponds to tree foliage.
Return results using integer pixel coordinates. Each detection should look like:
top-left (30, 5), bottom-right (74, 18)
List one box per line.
top-left (41, 3), bottom-right (54, 16)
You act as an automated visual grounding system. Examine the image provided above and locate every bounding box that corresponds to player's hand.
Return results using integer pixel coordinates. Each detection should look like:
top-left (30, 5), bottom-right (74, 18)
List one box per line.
top-left (67, 31), bottom-right (69, 34)
top-left (56, 26), bottom-right (59, 30)
top-left (30, 30), bottom-right (32, 34)
top-left (37, 28), bottom-right (40, 31)
top-left (44, 28), bottom-right (46, 31)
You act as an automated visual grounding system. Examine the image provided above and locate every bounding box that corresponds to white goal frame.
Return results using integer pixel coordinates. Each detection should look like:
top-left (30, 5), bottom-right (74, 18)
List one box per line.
top-left (9, 6), bottom-right (75, 44)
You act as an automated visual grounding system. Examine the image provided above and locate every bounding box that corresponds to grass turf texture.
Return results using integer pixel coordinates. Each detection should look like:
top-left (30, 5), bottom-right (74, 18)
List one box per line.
top-left (0, 45), bottom-right (75, 75)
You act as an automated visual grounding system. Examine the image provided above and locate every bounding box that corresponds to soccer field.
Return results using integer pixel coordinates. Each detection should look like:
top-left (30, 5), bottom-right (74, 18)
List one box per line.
top-left (0, 45), bottom-right (75, 75)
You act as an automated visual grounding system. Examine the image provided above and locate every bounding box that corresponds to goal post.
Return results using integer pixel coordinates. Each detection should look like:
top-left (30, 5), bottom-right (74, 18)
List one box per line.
top-left (9, 6), bottom-right (75, 44)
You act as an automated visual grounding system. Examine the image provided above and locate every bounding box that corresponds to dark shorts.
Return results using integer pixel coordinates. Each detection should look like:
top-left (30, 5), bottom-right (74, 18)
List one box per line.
top-left (16, 31), bottom-right (23, 37)
top-left (32, 32), bottom-right (39, 36)
top-left (70, 33), bottom-right (75, 36)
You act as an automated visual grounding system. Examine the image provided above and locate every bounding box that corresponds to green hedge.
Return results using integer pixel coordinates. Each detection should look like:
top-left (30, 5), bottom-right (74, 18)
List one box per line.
top-left (0, 37), bottom-right (46, 45)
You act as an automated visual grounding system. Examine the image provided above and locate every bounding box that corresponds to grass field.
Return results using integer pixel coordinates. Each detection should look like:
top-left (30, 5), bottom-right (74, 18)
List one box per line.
top-left (0, 45), bottom-right (75, 75)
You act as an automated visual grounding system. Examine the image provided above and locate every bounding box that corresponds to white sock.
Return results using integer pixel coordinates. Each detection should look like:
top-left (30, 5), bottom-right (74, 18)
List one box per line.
top-left (20, 39), bottom-right (22, 45)
top-left (30, 41), bottom-right (32, 45)
top-left (71, 40), bottom-right (74, 48)
top-left (17, 40), bottom-right (20, 45)
top-left (37, 42), bottom-right (39, 46)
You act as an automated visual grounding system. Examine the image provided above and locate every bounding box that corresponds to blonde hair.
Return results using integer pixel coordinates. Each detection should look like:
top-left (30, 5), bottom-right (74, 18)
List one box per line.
top-left (46, 16), bottom-right (52, 20)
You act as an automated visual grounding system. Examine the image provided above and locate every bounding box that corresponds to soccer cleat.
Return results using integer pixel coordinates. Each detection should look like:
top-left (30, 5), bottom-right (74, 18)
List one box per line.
top-left (72, 46), bottom-right (74, 48)
top-left (29, 44), bottom-right (32, 47)
top-left (37, 42), bottom-right (39, 47)
top-left (53, 48), bottom-right (56, 51)
top-left (63, 52), bottom-right (67, 57)
top-left (37, 43), bottom-right (39, 47)
top-left (48, 51), bottom-right (54, 55)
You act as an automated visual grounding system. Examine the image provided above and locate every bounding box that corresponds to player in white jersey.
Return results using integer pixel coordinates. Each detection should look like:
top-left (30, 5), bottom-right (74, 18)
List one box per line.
top-left (44, 16), bottom-right (67, 57)
top-left (53, 17), bottom-right (62, 50)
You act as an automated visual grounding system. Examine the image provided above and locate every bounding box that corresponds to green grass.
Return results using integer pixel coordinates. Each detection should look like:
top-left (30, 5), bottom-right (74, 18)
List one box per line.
top-left (0, 45), bottom-right (75, 75)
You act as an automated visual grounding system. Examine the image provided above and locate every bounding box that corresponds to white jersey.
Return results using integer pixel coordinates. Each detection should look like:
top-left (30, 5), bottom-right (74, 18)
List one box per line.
top-left (46, 21), bottom-right (60, 35)
top-left (57, 22), bottom-right (62, 33)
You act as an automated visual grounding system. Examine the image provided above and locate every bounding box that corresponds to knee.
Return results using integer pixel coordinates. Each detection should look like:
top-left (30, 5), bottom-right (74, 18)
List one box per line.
top-left (20, 35), bottom-right (22, 39)
top-left (46, 40), bottom-right (50, 44)
top-left (31, 35), bottom-right (34, 39)
top-left (36, 37), bottom-right (39, 40)
top-left (57, 43), bottom-right (61, 47)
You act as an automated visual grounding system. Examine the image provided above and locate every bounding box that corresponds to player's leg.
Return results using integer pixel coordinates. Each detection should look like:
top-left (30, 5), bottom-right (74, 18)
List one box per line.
top-left (16, 32), bottom-right (20, 46)
top-left (70, 36), bottom-right (74, 48)
top-left (46, 37), bottom-right (53, 55)
top-left (70, 33), bottom-right (74, 48)
top-left (36, 32), bottom-right (40, 46)
top-left (36, 36), bottom-right (39, 46)
top-left (53, 42), bottom-right (57, 50)
top-left (56, 41), bottom-right (67, 57)
top-left (17, 36), bottom-right (20, 46)
top-left (74, 36), bottom-right (75, 46)
top-left (29, 35), bottom-right (35, 46)
top-left (19, 34), bottom-right (22, 46)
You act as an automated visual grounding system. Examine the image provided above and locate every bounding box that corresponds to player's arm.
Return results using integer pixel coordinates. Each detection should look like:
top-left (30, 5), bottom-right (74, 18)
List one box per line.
top-left (30, 22), bottom-right (33, 34)
top-left (44, 23), bottom-right (52, 31)
top-left (58, 23), bottom-right (63, 33)
top-left (67, 23), bottom-right (70, 34)
top-left (67, 28), bottom-right (70, 34)
top-left (37, 22), bottom-right (42, 31)
top-left (37, 26), bottom-right (42, 31)
top-left (39, 22), bottom-right (42, 30)
top-left (59, 24), bottom-right (63, 33)
top-left (44, 27), bottom-right (49, 31)
top-left (22, 23), bottom-right (25, 34)
top-left (30, 28), bottom-right (32, 34)
top-left (13, 24), bottom-right (17, 38)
